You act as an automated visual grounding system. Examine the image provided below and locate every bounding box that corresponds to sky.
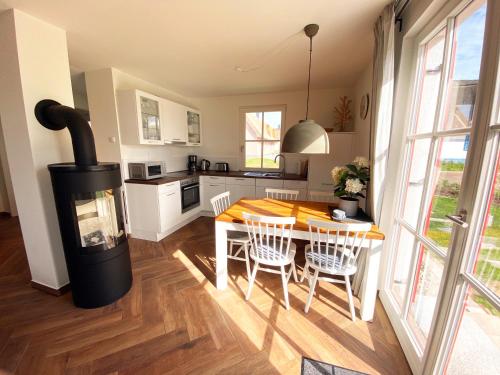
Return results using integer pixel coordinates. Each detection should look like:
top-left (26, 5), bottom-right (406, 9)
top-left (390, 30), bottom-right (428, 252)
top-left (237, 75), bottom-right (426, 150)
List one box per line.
top-left (453, 3), bottom-right (487, 81)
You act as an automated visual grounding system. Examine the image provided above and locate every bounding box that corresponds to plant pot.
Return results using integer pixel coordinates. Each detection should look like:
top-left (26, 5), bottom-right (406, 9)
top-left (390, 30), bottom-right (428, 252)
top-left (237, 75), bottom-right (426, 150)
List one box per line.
top-left (338, 197), bottom-right (359, 217)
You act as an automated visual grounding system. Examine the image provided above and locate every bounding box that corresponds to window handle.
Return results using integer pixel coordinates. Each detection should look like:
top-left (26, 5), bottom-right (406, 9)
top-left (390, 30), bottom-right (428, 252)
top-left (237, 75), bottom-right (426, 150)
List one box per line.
top-left (446, 210), bottom-right (468, 228)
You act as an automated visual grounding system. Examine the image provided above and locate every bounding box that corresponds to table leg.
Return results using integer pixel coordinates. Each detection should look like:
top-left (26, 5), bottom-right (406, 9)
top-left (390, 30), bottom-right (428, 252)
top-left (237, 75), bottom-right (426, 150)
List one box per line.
top-left (359, 240), bottom-right (383, 321)
top-left (215, 221), bottom-right (228, 290)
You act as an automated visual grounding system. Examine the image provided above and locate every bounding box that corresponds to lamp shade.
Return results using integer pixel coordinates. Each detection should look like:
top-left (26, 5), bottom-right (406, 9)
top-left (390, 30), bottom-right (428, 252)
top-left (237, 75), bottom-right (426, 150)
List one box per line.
top-left (281, 119), bottom-right (330, 154)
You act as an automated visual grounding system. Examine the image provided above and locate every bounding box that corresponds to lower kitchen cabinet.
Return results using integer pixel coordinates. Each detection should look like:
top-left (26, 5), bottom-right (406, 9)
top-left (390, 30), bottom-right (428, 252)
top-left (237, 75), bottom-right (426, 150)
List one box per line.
top-left (202, 180), bottom-right (226, 211)
top-left (159, 184), bottom-right (181, 233)
top-left (126, 181), bottom-right (183, 241)
top-left (226, 177), bottom-right (255, 202)
top-left (284, 180), bottom-right (308, 200)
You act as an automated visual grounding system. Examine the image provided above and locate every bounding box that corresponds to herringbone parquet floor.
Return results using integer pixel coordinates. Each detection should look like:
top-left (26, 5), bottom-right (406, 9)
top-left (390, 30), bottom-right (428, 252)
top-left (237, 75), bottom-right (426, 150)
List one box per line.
top-left (0, 215), bottom-right (411, 374)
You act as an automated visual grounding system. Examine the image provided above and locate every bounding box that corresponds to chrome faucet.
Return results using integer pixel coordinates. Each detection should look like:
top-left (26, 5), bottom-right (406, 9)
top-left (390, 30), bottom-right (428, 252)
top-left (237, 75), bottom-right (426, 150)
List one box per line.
top-left (274, 154), bottom-right (286, 176)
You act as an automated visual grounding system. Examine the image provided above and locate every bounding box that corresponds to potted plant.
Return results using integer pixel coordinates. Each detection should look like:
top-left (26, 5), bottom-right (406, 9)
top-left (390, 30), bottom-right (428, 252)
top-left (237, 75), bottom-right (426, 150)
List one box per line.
top-left (331, 157), bottom-right (370, 217)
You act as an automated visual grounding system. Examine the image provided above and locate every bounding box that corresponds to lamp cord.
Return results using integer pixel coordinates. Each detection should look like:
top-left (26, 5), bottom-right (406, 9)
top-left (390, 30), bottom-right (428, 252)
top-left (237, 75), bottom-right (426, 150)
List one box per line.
top-left (306, 36), bottom-right (313, 120)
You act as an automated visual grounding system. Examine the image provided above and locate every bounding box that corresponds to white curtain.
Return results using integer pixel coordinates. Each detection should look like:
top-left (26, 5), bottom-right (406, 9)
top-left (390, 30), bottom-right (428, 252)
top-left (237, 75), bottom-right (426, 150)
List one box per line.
top-left (369, 4), bottom-right (396, 224)
top-left (353, 4), bottom-right (395, 296)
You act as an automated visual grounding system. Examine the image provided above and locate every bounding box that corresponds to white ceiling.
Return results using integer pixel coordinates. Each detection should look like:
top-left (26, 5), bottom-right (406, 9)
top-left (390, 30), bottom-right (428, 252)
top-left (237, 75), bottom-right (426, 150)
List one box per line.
top-left (0, 0), bottom-right (389, 97)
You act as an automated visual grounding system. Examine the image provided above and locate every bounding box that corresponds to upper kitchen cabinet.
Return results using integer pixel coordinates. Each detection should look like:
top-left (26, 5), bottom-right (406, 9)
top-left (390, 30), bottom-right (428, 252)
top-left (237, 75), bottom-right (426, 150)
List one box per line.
top-left (162, 100), bottom-right (188, 145)
top-left (117, 89), bottom-right (164, 145)
top-left (163, 102), bottom-right (202, 146)
top-left (186, 109), bottom-right (201, 146)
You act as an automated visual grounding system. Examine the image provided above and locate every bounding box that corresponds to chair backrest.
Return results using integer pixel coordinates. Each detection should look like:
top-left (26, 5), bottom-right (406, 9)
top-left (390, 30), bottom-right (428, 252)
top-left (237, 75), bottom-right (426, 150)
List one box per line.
top-left (307, 218), bottom-right (372, 270)
top-left (210, 191), bottom-right (231, 216)
top-left (243, 212), bottom-right (296, 262)
top-left (308, 190), bottom-right (336, 202)
top-left (265, 188), bottom-right (299, 200)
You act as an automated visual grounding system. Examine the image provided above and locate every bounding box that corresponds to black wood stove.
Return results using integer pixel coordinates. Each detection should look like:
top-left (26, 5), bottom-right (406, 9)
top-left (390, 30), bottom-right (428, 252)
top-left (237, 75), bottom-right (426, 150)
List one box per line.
top-left (35, 99), bottom-right (132, 308)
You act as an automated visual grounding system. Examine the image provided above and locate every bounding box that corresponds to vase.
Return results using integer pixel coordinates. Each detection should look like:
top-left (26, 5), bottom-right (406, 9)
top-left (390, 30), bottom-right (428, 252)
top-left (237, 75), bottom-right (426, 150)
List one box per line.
top-left (338, 197), bottom-right (359, 217)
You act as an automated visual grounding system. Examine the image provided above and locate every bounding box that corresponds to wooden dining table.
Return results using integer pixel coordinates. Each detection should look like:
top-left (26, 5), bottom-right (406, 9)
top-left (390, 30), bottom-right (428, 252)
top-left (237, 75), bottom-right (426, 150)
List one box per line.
top-left (215, 198), bottom-right (385, 321)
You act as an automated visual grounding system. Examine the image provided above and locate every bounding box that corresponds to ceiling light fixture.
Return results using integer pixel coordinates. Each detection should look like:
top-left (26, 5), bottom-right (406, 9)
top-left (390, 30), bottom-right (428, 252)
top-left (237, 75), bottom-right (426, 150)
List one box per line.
top-left (281, 24), bottom-right (330, 154)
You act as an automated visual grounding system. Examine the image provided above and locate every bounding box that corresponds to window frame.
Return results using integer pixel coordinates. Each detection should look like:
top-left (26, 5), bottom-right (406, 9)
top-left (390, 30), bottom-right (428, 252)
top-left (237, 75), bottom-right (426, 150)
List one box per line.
top-left (239, 105), bottom-right (286, 171)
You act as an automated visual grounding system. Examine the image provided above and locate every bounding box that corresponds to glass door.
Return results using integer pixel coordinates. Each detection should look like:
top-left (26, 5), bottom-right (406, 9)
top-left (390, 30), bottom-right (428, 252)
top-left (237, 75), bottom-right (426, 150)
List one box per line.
top-left (381, 0), bottom-right (499, 372)
top-left (139, 95), bottom-right (162, 143)
top-left (187, 110), bottom-right (201, 145)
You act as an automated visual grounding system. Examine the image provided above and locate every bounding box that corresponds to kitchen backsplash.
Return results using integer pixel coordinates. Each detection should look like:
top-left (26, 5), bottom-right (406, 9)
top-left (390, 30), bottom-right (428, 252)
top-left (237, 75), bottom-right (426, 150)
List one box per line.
top-left (120, 145), bottom-right (308, 178)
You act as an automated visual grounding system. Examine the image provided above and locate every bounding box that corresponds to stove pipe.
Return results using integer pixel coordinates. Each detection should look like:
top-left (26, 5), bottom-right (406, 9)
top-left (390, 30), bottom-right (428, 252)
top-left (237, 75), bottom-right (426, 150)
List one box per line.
top-left (35, 99), bottom-right (97, 166)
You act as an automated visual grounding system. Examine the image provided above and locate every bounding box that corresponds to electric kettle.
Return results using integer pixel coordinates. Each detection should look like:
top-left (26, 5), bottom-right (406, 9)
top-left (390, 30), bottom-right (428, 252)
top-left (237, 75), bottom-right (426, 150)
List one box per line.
top-left (200, 159), bottom-right (211, 171)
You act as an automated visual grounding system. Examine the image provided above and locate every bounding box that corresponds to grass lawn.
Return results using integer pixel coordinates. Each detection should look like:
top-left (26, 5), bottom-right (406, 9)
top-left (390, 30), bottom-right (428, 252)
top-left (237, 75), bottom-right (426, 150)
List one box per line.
top-left (245, 157), bottom-right (279, 169)
top-left (428, 194), bottom-right (500, 315)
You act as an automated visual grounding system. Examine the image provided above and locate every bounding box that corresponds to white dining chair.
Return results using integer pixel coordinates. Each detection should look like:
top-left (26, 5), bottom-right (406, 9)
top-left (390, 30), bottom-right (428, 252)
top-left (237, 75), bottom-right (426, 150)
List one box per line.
top-left (265, 188), bottom-right (299, 200)
top-left (210, 191), bottom-right (252, 279)
top-left (308, 190), bottom-right (336, 202)
top-left (243, 212), bottom-right (298, 310)
top-left (301, 218), bottom-right (372, 320)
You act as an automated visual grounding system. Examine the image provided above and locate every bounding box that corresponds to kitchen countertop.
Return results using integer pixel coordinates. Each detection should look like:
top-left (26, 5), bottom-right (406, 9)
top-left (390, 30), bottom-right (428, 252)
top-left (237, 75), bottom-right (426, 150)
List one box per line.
top-left (124, 170), bottom-right (308, 185)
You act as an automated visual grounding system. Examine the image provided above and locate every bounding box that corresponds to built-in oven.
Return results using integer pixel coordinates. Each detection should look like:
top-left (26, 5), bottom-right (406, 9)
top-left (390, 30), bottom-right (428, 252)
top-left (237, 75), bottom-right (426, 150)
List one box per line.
top-left (180, 176), bottom-right (200, 213)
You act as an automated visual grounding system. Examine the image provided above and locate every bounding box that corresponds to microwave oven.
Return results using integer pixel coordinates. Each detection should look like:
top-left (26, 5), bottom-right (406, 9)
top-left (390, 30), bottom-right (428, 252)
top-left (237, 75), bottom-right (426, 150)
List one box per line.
top-left (128, 161), bottom-right (167, 180)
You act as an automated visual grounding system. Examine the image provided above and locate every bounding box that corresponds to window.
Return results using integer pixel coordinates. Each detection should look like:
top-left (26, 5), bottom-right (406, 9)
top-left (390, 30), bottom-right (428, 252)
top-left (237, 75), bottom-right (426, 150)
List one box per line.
top-left (388, 1), bottom-right (487, 345)
top-left (241, 106), bottom-right (285, 169)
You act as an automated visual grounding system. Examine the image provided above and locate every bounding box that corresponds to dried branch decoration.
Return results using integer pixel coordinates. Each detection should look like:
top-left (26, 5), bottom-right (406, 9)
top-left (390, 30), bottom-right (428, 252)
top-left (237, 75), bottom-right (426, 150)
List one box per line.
top-left (334, 96), bottom-right (353, 131)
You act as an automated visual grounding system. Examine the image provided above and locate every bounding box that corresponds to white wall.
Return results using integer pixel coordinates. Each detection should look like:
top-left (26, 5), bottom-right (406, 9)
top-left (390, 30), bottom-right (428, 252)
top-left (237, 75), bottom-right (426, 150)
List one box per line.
top-left (85, 68), bottom-right (122, 163)
top-left (352, 63), bottom-right (373, 159)
top-left (0, 9), bottom-right (74, 289)
top-left (192, 88), bottom-right (354, 173)
top-left (0, 117), bottom-right (16, 214)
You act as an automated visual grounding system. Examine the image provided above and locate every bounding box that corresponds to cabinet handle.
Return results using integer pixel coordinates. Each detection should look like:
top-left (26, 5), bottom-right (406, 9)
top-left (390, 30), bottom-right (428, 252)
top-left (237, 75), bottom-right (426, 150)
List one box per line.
top-left (165, 139), bottom-right (186, 145)
top-left (166, 192), bottom-right (176, 197)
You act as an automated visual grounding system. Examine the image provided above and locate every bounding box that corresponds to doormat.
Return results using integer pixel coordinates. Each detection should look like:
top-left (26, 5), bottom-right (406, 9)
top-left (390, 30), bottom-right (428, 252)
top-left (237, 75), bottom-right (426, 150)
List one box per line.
top-left (301, 357), bottom-right (368, 375)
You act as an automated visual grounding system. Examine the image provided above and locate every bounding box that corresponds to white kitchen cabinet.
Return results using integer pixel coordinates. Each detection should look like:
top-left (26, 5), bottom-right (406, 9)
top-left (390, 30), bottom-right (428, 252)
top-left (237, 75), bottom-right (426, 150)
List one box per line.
top-left (284, 180), bottom-right (308, 200)
top-left (255, 178), bottom-right (283, 198)
top-left (226, 177), bottom-right (256, 202)
top-left (308, 133), bottom-right (354, 191)
top-left (159, 183), bottom-right (181, 233)
top-left (201, 176), bottom-right (226, 211)
top-left (125, 181), bottom-right (182, 241)
top-left (117, 89), bottom-right (164, 145)
top-left (163, 100), bottom-right (188, 144)
top-left (227, 185), bottom-right (256, 202)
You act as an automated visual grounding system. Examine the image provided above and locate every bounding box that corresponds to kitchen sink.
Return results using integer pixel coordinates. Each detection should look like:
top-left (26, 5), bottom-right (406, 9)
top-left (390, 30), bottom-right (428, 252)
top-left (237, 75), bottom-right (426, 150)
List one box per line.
top-left (243, 171), bottom-right (283, 178)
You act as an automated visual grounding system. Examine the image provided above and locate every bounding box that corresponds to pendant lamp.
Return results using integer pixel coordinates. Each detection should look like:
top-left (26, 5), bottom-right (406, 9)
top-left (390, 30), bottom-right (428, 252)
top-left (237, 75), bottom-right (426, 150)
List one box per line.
top-left (282, 24), bottom-right (330, 154)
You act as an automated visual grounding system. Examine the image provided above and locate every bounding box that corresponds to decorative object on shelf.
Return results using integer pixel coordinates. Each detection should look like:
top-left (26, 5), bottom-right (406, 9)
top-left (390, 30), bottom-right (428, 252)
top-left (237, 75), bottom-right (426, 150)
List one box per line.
top-left (360, 93), bottom-right (370, 120)
top-left (331, 156), bottom-right (370, 217)
top-left (282, 24), bottom-right (329, 154)
top-left (333, 96), bottom-right (353, 132)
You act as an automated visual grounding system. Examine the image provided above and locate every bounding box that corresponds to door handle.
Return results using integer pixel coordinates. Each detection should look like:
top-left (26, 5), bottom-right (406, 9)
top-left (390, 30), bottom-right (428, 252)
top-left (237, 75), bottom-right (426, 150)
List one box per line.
top-left (445, 210), bottom-right (468, 228)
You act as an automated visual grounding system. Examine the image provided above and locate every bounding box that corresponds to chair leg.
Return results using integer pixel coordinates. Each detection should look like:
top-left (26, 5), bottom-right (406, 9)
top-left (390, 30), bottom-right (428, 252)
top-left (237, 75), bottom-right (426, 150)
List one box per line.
top-left (300, 262), bottom-right (309, 283)
top-left (345, 275), bottom-right (356, 321)
top-left (246, 262), bottom-right (259, 301)
top-left (243, 243), bottom-right (251, 280)
top-left (291, 261), bottom-right (298, 282)
top-left (280, 265), bottom-right (290, 310)
top-left (304, 270), bottom-right (319, 313)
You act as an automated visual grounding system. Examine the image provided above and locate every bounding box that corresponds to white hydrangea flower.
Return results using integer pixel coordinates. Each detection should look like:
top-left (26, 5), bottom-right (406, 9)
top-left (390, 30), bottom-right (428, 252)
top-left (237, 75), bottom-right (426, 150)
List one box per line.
top-left (345, 178), bottom-right (364, 194)
top-left (331, 166), bottom-right (347, 186)
top-left (352, 156), bottom-right (369, 169)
